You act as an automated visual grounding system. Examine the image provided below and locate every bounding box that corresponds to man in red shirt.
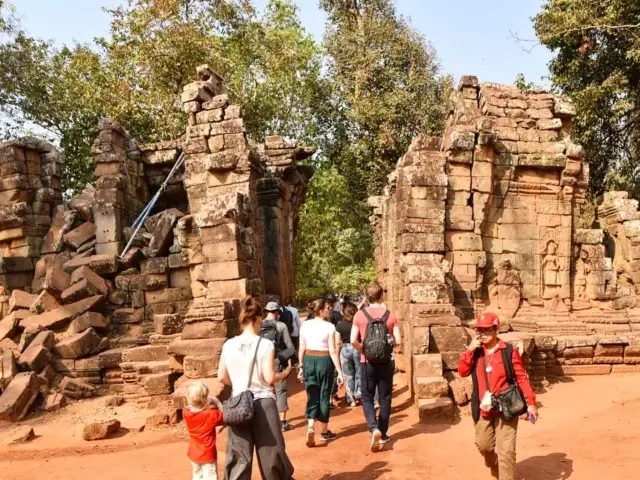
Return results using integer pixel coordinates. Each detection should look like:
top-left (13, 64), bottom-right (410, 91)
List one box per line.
top-left (459, 312), bottom-right (538, 480)
top-left (351, 282), bottom-right (401, 453)
top-left (183, 382), bottom-right (225, 480)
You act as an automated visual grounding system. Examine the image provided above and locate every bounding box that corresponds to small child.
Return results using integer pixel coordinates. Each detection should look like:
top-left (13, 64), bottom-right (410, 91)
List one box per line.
top-left (183, 382), bottom-right (225, 480)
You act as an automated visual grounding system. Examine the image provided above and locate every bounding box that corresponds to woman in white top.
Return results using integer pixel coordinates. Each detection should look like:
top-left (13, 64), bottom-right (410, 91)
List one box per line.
top-left (218, 296), bottom-right (294, 480)
top-left (297, 298), bottom-right (344, 447)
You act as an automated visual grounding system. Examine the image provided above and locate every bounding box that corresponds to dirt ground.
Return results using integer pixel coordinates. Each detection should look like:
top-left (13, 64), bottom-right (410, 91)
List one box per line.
top-left (1, 372), bottom-right (640, 480)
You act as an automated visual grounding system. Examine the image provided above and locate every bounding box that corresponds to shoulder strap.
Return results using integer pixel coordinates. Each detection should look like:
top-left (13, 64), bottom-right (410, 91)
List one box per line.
top-left (247, 337), bottom-right (262, 389)
top-left (362, 308), bottom-right (374, 323)
top-left (502, 343), bottom-right (516, 386)
top-left (381, 309), bottom-right (390, 323)
top-left (481, 354), bottom-right (491, 392)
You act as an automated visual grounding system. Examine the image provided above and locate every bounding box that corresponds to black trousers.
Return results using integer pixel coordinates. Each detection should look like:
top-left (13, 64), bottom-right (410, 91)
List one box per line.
top-left (360, 361), bottom-right (394, 435)
top-left (225, 397), bottom-right (294, 480)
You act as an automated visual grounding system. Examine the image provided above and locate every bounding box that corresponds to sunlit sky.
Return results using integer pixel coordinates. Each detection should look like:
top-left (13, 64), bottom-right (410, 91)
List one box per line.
top-left (12, 0), bottom-right (552, 86)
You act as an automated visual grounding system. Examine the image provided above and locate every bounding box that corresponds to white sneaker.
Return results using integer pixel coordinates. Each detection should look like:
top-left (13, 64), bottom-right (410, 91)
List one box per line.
top-left (306, 428), bottom-right (315, 448)
top-left (370, 429), bottom-right (382, 453)
top-left (380, 434), bottom-right (390, 444)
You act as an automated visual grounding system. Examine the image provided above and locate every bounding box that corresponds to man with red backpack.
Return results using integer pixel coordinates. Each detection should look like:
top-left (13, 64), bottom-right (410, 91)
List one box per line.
top-left (351, 282), bottom-right (401, 453)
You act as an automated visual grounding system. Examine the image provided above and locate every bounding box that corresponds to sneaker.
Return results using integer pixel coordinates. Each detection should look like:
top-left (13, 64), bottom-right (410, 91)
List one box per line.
top-left (380, 434), bottom-right (391, 444)
top-left (281, 421), bottom-right (294, 432)
top-left (349, 401), bottom-right (357, 407)
top-left (370, 429), bottom-right (382, 453)
top-left (321, 430), bottom-right (338, 441)
top-left (374, 403), bottom-right (380, 411)
top-left (306, 428), bottom-right (315, 448)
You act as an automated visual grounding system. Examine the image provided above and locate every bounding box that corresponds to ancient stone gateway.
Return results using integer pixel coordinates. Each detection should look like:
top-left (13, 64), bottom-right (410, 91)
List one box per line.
top-left (369, 76), bottom-right (640, 420)
top-left (0, 65), bottom-right (313, 420)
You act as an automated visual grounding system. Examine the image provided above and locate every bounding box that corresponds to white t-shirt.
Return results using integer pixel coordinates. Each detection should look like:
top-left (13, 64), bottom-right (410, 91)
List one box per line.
top-left (299, 318), bottom-right (336, 351)
top-left (221, 335), bottom-right (275, 400)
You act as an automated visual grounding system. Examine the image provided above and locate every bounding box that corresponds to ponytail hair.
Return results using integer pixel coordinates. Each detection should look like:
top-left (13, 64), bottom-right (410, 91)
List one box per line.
top-left (310, 298), bottom-right (327, 317)
top-left (239, 296), bottom-right (263, 328)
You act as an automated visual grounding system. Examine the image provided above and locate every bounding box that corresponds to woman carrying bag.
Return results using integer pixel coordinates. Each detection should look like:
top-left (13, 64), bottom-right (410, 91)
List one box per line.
top-left (218, 296), bottom-right (294, 480)
top-left (459, 312), bottom-right (538, 480)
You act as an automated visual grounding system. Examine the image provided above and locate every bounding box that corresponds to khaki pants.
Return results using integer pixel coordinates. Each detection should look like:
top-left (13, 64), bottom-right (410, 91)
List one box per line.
top-left (475, 416), bottom-right (518, 480)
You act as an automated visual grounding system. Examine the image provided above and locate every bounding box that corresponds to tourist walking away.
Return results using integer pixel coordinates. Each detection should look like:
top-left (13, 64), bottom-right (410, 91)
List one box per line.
top-left (298, 298), bottom-right (344, 447)
top-left (184, 382), bottom-right (225, 480)
top-left (260, 301), bottom-right (296, 432)
top-left (218, 296), bottom-right (295, 480)
top-left (336, 302), bottom-right (361, 406)
top-left (284, 296), bottom-right (302, 350)
top-left (459, 312), bottom-right (538, 480)
top-left (351, 282), bottom-right (401, 453)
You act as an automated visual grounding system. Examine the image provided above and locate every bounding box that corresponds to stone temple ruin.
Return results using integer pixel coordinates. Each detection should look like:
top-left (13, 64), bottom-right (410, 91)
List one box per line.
top-left (0, 65), bottom-right (313, 422)
top-left (369, 76), bottom-right (640, 420)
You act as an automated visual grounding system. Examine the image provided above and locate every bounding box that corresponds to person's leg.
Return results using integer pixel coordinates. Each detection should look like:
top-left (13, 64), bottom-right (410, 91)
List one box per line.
top-left (275, 378), bottom-right (291, 430)
top-left (253, 398), bottom-right (295, 480)
top-left (474, 417), bottom-right (499, 479)
top-left (191, 461), bottom-right (204, 480)
top-left (303, 355), bottom-right (319, 447)
top-left (224, 423), bottom-right (254, 480)
top-left (376, 362), bottom-right (394, 436)
top-left (495, 416), bottom-right (519, 480)
top-left (201, 462), bottom-right (218, 480)
top-left (341, 345), bottom-right (355, 404)
top-left (352, 347), bottom-right (362, 401)
top-left (317, 356), bottom-right (335, 433)
top-left (360, 362), bottom-right (378, 433)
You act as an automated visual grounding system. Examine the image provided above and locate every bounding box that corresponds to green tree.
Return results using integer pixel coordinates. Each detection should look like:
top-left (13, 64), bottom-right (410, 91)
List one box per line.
top-left (319, 0), bottom-right (452, 200)
top-left (0, 0), bottom-right (324, 194)
top-left (294, 167), bottom-right (376, 299)
top-left (534, 0), bottom-right (640, 197)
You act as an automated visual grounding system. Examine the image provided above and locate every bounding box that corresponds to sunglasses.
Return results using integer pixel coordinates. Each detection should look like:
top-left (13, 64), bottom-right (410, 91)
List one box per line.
top-left (475, 327), bottom-right (496, 335)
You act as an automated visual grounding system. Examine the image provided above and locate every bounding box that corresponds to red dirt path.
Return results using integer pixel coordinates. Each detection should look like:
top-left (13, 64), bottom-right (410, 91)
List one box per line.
top-left (2, 373), bottom-right (640, 479)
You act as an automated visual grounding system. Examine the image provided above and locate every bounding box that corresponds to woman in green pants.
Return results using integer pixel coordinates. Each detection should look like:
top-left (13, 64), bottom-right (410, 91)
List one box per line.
top-left (298, 298), bottom-right (344, 447)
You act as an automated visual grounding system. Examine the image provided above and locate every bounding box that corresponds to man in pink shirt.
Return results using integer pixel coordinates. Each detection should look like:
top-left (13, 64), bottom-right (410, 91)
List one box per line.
top-left (351, 282), bottom-right (402, 453)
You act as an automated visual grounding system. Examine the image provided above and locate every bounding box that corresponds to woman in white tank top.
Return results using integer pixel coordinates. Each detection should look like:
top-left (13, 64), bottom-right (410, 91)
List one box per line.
top-left (297, 298), bottom-right (344, 447)
top-left (218, 296), bottom-right (294, 480)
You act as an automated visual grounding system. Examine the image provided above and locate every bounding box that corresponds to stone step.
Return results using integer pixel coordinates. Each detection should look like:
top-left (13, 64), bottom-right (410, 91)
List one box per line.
top-left (418, 397), bottom-right (455, 423)
top-left (119, 360), bottom-right (171, 375)
top-left (414, 376), bottom-right (449, 400)
top-left (413, 354), bottom-right (443, 377)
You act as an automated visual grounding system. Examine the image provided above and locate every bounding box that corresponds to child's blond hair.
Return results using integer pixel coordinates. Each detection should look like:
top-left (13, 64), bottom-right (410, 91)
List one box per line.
top-left (186, 381), bottom-right (209, 408)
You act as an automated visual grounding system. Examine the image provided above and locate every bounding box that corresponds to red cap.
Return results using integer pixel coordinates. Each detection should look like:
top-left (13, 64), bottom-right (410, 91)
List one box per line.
top-left (475, 312), bottom-right (500, 329)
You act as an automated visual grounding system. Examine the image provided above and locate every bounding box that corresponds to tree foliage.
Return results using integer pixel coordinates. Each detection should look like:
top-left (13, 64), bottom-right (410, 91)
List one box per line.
top-left (0, 0), bottom-right (324, 193)
top-left (319, 0), bottom-right (452, 200)
top-left (534, 0), bottom-right (640, 197)
top-left (294, 167), bottom-right (377, 299)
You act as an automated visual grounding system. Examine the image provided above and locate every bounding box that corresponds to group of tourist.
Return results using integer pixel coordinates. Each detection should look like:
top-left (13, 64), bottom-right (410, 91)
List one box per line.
top-left (182, 283), bottom-right (538, 480)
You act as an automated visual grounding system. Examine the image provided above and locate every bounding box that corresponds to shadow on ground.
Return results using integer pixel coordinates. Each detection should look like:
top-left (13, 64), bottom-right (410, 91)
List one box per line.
top-left (318, 461), bottom-right (390, 480)
top-left (517, 452), bottom-right (573, 479)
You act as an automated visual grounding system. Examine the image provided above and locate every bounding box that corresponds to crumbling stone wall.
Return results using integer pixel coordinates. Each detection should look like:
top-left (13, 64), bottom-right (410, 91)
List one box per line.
top-left (370, 76), bottom-right (640, 420)
top-left (0, 65), bottom-right (313, 420)
top-left (0, 138), bottom-right (63, 292)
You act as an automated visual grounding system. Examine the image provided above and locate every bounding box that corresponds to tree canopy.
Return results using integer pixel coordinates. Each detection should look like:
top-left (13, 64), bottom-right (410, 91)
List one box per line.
top-left (534, 0), bottom-right (640, 198)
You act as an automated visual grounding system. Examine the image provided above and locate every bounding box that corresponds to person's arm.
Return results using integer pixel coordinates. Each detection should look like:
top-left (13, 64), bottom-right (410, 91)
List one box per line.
top-left (263, 347), bottom-right (292, 385)
top-left (458, 337), bottom-right (481, 377)
top-left (335, 330), bottom-right (342, 351)
top-left (350, 321), bottom-right (362, 352)
top-left (511, 347), bottom-right (538, 418)
top-left (328, 328), bottom-right (344, 384)
top-left (207, 396), bottom-right (223, 410)
top-left (297, 329), bottom-right (306, 381)
top-left (217, 352), bottom-right (232, 386)
top-left (281, 324), bottom-right (294, 351)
